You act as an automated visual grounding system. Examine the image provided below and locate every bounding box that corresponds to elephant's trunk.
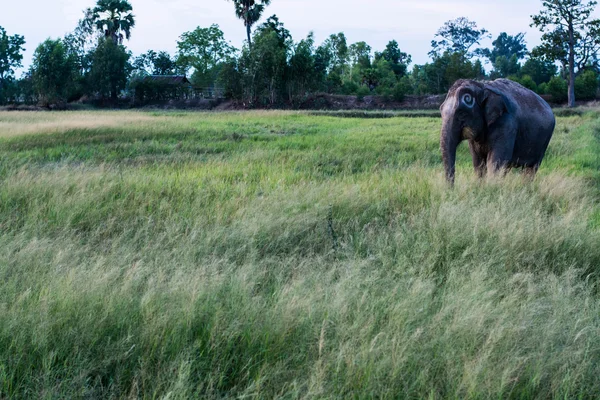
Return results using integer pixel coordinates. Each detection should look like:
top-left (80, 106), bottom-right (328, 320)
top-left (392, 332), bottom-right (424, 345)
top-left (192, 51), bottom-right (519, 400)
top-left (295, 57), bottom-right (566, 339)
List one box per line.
top-left (440, 120), bottom-right (460, 185)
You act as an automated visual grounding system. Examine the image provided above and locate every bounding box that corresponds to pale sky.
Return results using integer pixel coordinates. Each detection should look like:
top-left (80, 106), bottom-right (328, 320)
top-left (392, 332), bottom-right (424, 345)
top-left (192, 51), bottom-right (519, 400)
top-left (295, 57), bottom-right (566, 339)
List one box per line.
top-left (3, 0), bottom-right (595, 73)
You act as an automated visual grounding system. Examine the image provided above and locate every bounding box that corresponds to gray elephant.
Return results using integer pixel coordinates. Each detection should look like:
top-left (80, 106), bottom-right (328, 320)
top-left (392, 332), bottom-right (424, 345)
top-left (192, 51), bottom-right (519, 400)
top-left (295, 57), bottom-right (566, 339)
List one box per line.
top-left (439, 78), bottom-right (556, 184)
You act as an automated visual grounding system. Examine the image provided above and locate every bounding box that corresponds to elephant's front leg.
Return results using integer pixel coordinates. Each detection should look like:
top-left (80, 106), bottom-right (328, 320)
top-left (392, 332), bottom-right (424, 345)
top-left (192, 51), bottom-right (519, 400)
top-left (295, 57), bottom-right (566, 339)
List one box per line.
top-left (487, 149), bottom-right (514, 177)
top-left (486, 125), bottom-right (517, 177)
top-left (468, 141), bottom-right (487, 179)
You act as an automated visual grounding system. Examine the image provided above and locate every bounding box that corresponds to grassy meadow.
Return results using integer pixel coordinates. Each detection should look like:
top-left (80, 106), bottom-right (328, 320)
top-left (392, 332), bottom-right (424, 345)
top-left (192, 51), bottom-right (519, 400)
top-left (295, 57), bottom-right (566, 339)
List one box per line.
top-left (1, 109), bottom-right (600, 398)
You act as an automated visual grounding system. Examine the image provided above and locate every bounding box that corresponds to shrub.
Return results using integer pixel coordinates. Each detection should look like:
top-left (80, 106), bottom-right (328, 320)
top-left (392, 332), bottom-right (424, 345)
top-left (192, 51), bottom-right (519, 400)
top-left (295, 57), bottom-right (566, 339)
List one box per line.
top-left (547, 76), bottom-right (568, 103)
top-left (392, 76), bottom-right (412, 102)
top-left (575, 70), bottom-right (598, 101)
top-left (356, 85), bottom-right (370, 101)
top-left (518, 75), bottom-right (538, 93)
top-left (341, 80), bottom-right (359, 95)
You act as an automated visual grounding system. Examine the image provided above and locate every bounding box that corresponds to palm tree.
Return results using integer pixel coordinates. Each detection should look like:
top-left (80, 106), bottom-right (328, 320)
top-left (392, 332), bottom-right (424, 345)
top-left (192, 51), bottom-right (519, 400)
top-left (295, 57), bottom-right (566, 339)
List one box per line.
top-left (227, 0), bottom-right (271, 47)
top-left (88, 0), bottom-right (136, 44)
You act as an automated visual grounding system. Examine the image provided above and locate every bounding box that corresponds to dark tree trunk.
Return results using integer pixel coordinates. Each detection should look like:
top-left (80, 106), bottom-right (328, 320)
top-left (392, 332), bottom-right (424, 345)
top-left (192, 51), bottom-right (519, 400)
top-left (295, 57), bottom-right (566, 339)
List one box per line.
top-left (246, 24), bottom-right (252, 48)
top-left (111, 83), bottom-right (118, 103)
top-left (568, 21), bottom-right (576, 108)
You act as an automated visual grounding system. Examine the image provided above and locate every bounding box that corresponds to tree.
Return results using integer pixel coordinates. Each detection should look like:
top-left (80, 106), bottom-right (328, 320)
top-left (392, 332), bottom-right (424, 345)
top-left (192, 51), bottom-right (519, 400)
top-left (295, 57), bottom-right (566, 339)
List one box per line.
top-left (349, 41), bottom-right (372, 70)
top-left (85, 0), bottom-right (136, 44)
top-left (491, 55), bottom-right (521, 78)
top-left (0, 26), bottom-right (26, 104)
top-left (258, 15), bottom-right (291, 46)
top-left (374, 40), bottom-right (412, 78)
top-left (430, 17), bottom-right (490, 59)
top-left (226, 0), bottom-right (272, 47)
top-left (239, 23), bottom-right (289, 105)
top-left (31, 38), bottom-right (79, 106)
top-left (481, 33), bottom-right (528, 77)
top-left (520, 56), bottom-right (558, 85)
top-left (134, 51), bottom-right (176, 75)
top-left (288, 33), bottom-right (317, 99)
top-left (176, 24), bottom-right (235, 87)
top-left (413, 52), bottom-right (484, 94)
top-left (531, 0), bottom-right (600, 107)
top-left (322, 33), bottom-right (349, 71)
top-left (151, 52), bottom-right (176, 75)
top-left (88, 37), bottom-right (131, 101)
top-left (482, 33), bottom-right (528, 62)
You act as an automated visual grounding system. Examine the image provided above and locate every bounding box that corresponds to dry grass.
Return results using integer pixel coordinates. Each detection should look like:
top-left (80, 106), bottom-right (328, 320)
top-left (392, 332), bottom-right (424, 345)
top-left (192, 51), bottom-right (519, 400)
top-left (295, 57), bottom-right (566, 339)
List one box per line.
top-left (0, 111), bottom-right (169, 138)
top-left (0, 110), bottom-right (599, 398)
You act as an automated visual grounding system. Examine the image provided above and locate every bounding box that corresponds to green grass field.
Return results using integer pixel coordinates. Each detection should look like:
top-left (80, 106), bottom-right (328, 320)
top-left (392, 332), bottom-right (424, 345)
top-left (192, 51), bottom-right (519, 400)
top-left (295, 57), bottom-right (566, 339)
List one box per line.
top-left (1, 110), bottom-right (599, 398)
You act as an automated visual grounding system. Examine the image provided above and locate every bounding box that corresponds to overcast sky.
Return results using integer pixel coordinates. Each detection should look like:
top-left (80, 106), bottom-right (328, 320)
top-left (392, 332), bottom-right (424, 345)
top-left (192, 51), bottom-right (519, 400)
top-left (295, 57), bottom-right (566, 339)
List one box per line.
top-left (4, 0), bottom-right (597, 73)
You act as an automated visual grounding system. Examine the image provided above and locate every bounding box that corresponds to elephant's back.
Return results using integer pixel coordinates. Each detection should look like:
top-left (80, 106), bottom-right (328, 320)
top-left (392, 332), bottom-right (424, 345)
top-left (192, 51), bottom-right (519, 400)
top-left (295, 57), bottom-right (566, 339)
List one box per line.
top-left (489, 79), bottom-right (555, 166)
top-left (488, 79), bottom-right (555, 127)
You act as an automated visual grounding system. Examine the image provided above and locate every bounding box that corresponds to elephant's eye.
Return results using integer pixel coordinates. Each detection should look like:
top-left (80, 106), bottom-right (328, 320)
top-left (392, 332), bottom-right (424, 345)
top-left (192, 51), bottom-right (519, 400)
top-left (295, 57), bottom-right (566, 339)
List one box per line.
top-left (462, 93), bottom-right (475, 108)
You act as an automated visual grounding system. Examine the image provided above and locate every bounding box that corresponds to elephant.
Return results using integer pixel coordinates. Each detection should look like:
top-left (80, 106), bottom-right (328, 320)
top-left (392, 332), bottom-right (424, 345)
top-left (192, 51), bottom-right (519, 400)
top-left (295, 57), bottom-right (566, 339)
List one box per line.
top-left (439, 78), bottom-right (556, 184)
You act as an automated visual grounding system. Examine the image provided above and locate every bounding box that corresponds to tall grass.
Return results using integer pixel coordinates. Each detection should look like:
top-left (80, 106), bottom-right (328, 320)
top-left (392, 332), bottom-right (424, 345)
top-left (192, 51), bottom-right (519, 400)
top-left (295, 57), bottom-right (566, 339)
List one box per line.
top-left (0, 110), bottom-right (599, 398)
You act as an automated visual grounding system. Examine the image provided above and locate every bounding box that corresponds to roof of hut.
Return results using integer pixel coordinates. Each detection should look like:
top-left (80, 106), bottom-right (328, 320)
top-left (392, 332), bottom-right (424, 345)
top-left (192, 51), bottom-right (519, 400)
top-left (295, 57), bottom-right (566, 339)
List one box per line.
top-left (140, 75), bottom-right (191, 85)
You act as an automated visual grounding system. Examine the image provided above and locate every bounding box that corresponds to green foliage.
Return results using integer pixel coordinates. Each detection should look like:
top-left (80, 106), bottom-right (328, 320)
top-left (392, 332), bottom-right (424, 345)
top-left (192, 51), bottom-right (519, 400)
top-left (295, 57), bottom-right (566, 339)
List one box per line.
top-left (531, 0), bottom-right (600, 106)
top-left (520, 57), bottom-right (558, 85)
top-left (176, 24), bottom-right (234, 89)
top-left (134, 50), bottom-right (176, 75)
top-left (430, 17), bottom-right (490, 59)
top-left (366, 59), bottom-right (397, 94)
top-left (0, 26), bottom-right (26, 104)
top-left (482, 32), bottom-right (527, 62)
top-left (374, 40), bottom-right (411, 78)
top-left (482, 33), bottom-right (527, 79)
top-left (490, 54), bottom-right (520, 79)
top-left (0, 111), bottom-right (599, 398)
top-left (341, 80), bottom-right (359, 95)
top-left (392, 76), bottom-right (411, 102)
top-left (326, 33), bottom-right (349, 67)
top-left (513, 74), bottom-right (538, 92)
top-left (240, 28), bottom-right (288, 105)
top-left (414, 51), bottom-right (484, 95)
top-left (31, 38), bottom-right (79, 106)
top-left (85, 0), bottom-right (136, 44)
top-left (547, 76), bottom-right (568, 103)
top-left (288, 34), bottom-right (317, 97)
top-left (575, 69), bottom-right (598, 100)
top-left (88, 37), bottom-right (131, 100)
top-left (355, 85), bottom-right (369, 100)
top-left (129, 80), bottom-right (189, 104)
top-left (218, 58), bottom-right (243, 100)
top-left (349, 41), bottom-right (372, 69)
top-left (226, 0), bottom-right (272, 46)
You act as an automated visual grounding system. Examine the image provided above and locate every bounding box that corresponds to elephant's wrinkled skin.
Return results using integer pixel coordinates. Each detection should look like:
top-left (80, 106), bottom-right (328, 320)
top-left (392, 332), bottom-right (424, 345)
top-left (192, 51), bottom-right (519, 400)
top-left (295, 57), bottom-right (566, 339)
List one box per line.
top-left (440, 78), bottom-right (556, 184)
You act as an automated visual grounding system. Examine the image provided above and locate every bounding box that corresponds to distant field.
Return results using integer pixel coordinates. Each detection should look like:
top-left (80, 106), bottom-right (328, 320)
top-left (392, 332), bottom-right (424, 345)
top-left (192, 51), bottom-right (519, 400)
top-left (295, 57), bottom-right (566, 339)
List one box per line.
top-left (1, 110), bottom-right (599, 398)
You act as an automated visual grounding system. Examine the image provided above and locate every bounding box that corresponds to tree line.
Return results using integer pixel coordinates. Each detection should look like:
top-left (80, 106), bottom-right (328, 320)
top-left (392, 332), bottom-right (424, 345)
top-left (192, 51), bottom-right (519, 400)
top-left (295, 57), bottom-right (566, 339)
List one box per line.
top-left (1, 0), bottom-right (599, 108)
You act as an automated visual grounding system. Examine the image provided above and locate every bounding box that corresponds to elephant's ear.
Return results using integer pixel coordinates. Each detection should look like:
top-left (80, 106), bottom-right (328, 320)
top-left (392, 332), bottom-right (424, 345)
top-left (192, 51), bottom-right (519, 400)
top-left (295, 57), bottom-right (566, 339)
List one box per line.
top-left (482, 88), bottom-right (507, 126)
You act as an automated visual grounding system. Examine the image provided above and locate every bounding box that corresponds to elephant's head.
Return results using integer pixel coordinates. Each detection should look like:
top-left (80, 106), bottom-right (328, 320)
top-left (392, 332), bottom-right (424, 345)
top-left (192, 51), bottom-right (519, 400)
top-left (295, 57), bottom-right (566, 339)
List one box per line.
top-left (439, 80), bottom-right (508, 184)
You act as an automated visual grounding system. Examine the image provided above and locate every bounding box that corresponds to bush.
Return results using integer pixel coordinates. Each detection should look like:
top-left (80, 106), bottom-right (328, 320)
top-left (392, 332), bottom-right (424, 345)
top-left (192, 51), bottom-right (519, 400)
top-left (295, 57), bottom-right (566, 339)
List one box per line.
top-left (575, 70), bottom-right (598, 101)
top-left (518, 75), bottom-right (538, 93)
top-left (547, 76), bottom-right (568, 103)
top-left (376, 87), bottom-right (392, 102)
top-left (341, 80), bottom-right (359, 95)
top-left (388, 76), bottom-right (410, 102)
top-left (356, 86), bottom-right (370, 101)
top-left (538, 82), bottom-right (548, 95)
